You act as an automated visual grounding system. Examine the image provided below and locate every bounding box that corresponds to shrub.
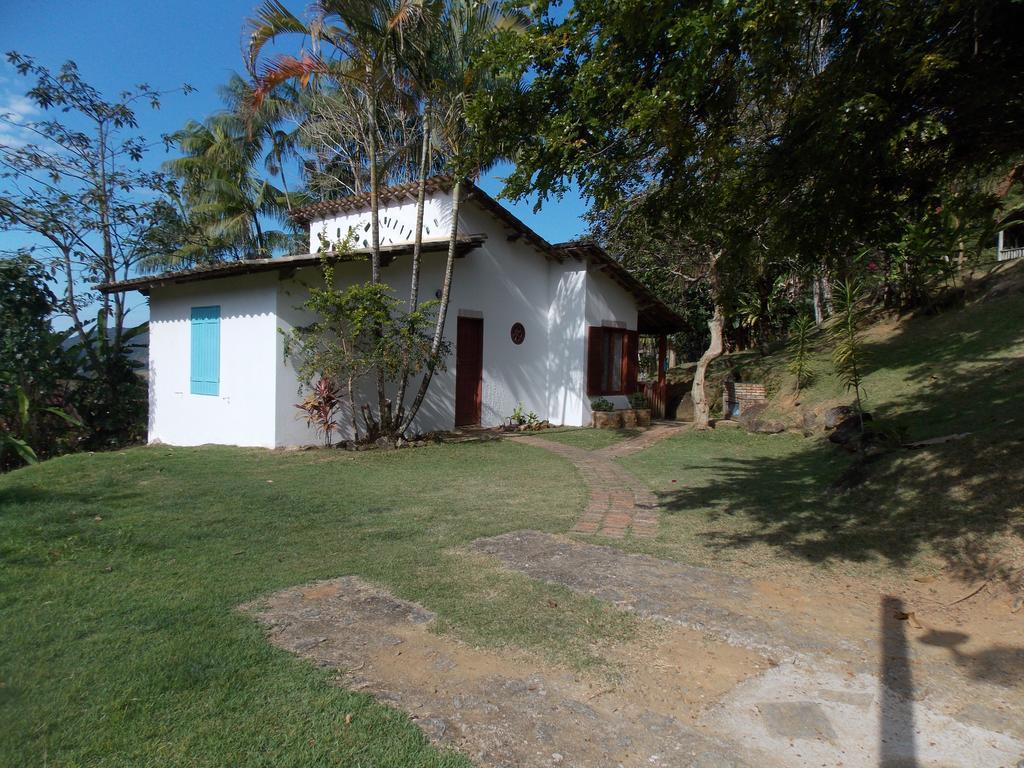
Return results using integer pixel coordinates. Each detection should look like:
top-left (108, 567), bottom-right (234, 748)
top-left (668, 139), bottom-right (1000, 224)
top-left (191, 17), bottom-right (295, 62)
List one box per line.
top-left (786, 315), bottom-right (816, 392)
top-left (628, 391), bottom-right (649, 409)
top-left (295, 377), bottom-right (343, 446)
top-left (590, 397), bottom-right (614, 412)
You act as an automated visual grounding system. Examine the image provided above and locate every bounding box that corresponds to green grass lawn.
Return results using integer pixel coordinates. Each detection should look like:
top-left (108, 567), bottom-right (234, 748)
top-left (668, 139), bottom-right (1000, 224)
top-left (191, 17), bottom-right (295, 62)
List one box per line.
top-left (0, 441), bottom-right (638, 767)
top-left (620, 425), bottom-right (1023, 585)
top-left (533, 427), bottom-right (642, 451)
top-left (621, 271), bottom-right (1024, 585)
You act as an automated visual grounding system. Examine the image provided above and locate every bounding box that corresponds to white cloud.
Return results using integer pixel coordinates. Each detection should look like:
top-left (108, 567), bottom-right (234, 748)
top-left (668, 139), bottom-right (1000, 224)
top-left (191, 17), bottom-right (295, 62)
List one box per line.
top-left (0, 71), bottom-right (38, 148)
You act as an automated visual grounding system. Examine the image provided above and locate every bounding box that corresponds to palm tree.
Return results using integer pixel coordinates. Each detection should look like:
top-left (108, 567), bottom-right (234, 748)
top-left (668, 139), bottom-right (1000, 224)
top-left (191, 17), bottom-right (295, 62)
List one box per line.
top-left (249, 0), bottom-right (429, 434)
top-left (400, 0), bottom-right (526, 433)
top-left (220, 73), bottom-right (305, 214)
top-left (248, 0), bottom-right (523, 438)
top-left (156, 108), bottom-right (296, 269)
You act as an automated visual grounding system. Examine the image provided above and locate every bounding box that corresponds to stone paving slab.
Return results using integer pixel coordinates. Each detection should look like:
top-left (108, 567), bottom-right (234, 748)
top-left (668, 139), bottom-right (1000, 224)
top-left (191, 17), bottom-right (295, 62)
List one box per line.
top-left (247, 576), bottom-right (756, 768)
top-left (470, 530), bottom-right (845, 660)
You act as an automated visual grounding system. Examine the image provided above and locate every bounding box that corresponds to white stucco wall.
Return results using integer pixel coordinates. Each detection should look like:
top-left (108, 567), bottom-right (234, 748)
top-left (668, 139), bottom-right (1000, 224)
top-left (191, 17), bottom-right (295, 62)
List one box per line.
top-left (276, 200), bottom-right (558, 442)
top-left (309, 192), bottom-right (454, 251)
top-left (146, 192), bottom-right (642, 447)
top-left (546, 262), bottom-right (588, 427)
top-left (583, 267), bottom-right (640, 418)
top-left (147, 275), bottom-right (279, 447)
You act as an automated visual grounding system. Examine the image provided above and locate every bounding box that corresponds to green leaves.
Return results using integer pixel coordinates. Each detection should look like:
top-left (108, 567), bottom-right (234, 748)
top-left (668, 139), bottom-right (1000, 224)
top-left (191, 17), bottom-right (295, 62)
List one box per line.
top-left (786, 315), bottom-right (816, 392)
top-left (283, 247), bottom-right (448, 443)
top-left (829, 279), bottom-right (869, 417)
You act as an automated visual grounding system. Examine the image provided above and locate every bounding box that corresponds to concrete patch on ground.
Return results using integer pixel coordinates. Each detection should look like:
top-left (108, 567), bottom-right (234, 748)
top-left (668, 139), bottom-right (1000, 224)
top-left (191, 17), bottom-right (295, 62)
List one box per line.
top-left (246, 535), bottom-right (1023, 767)
top-left (246, 576), bottom-right (759, 768)
top-left (470, 530), bottom-right (1024, 767)
top-left (704, 663), bottom-right (1024, 768)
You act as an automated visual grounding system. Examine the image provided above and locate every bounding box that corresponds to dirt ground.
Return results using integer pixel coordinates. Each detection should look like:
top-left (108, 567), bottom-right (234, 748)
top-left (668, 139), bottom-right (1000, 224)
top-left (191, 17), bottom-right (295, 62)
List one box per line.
top-left (247, 532), bottom-right (1023, 768)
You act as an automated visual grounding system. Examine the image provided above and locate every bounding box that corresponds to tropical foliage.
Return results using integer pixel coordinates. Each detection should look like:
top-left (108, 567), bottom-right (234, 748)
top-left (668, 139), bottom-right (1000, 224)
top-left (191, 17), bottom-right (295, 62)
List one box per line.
top-left (247, 0), bottom-right (523, 440)
top-left (154, 75), bottom-right (304, 269)
top-left (829, 280), bottom-right (870, 423)
top-left (786, 315), bottom-right (816, 393)
top-left (471, 0), bottom-right (1024, 415)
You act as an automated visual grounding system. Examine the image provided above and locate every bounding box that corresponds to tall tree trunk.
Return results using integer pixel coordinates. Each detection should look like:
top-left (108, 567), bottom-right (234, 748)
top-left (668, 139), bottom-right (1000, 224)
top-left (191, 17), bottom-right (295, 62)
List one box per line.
top-left (821, 271), bottom-right (834, 316)
top-left (60, 245), bottom-right (102, 370)
top-left (692, 252), bottom-right (724, 430)
top-left (366, 87), bottom-right (390, 434)
top-left (97, 120), bottom-right (116, 352)
top-left (393, 102), bottom-right (432, 432)
top-left (402, 178), bottom-right (462, 435)
top-left (812, 278), bottom-right (824, 325)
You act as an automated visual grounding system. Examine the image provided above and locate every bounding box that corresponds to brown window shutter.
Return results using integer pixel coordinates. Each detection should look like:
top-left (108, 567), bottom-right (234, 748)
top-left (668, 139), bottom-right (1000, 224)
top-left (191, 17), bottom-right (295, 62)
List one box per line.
top-left (586, 326), bottom-right (604, 396)
top-left (624, 330), bottom-right (639, 394)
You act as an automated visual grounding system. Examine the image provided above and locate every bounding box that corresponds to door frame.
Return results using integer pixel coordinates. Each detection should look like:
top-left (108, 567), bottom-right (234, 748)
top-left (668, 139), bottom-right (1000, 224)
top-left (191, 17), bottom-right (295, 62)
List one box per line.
top-left (455, 315), bottom-right (484, 427)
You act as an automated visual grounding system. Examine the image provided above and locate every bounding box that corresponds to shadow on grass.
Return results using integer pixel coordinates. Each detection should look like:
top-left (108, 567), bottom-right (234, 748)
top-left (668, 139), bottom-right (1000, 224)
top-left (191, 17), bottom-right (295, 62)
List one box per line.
top-left (657, 290), bottom-right (1024, 585)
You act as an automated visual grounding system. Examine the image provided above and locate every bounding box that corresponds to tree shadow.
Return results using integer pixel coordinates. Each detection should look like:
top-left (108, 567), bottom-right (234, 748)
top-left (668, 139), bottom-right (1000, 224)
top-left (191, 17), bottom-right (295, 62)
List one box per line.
top-left (656, 290), bottom-right (1024, 584)
top-left (917, 629), bottom-right (1024, 688)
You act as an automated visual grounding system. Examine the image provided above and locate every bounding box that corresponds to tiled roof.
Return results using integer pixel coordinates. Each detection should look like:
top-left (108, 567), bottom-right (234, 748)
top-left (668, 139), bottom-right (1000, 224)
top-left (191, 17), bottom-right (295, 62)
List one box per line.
top-left (96, 237), bottom-right (485, 294)
top-left (101, 177), bottom-right (688, 334)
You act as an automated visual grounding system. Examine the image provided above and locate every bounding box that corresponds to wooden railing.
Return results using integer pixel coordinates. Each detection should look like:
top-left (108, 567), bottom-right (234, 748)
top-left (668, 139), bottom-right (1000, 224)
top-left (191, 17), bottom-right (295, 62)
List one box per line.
top-left (641, 380), bottom-right (667, 419)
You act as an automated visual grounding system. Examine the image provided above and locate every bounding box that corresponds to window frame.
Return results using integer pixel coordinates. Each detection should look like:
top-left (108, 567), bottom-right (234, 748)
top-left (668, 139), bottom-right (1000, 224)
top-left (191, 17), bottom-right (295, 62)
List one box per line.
top-left (587, 325), bottom-right (638, 397)
top-left (189, 305), bottom-right (221, 397)
top-left (601, 328), bottom-right (629, 396)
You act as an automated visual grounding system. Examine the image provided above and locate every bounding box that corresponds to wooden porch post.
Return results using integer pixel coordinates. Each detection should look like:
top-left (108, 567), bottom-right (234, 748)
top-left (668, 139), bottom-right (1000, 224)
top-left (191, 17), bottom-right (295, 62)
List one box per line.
top-left (657, 334), bottom-right (668, 419)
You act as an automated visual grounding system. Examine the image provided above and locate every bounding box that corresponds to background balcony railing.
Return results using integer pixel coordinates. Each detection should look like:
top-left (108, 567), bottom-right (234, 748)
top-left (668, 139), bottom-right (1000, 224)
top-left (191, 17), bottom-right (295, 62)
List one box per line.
top-left (998, 246), bottom-right (1024, 261)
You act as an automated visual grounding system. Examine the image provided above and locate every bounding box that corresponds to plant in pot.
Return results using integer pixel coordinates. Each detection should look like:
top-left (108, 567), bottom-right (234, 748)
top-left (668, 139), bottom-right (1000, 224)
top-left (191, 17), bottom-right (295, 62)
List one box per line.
top-left (591, 397), bottom-right (621, 429)
top-left (629, 391), bottom-right (652, 427)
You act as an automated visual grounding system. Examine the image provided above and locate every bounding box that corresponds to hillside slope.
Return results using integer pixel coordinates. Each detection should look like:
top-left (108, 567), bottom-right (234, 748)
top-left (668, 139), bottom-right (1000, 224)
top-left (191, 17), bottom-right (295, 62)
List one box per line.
top-left (653, 260), bottom-right (1024, 589)
top-left (703, 259), bottom-right (1024, 442)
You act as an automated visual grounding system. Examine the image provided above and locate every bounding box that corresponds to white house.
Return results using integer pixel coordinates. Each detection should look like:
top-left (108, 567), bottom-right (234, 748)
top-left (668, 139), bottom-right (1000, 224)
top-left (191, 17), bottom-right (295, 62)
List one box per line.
top-left (99, 177), bottom-right (684, 448)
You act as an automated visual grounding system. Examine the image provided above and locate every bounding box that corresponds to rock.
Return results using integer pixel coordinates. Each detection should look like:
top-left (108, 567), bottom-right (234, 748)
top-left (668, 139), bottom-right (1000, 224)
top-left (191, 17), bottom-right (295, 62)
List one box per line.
top-left (800, 409), bottom-right (822, 436)
top-left (824, 406), bottom-right (856, 430)
top-left (828, 413), bottom-right (873, 449)
top-left (674, 393), bottom-right (695, 422)
top-left (828, 417), bottom-right (861, 446)
top-left (737, 401), bottom-right (768, 424)
top-left (736, 403), bottom-right (786, 435)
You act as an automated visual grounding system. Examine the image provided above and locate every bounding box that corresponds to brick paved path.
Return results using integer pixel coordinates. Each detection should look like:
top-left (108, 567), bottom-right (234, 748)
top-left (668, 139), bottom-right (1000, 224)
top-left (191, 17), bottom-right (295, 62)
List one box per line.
top-left (510, 423), bottom-right (685, 539)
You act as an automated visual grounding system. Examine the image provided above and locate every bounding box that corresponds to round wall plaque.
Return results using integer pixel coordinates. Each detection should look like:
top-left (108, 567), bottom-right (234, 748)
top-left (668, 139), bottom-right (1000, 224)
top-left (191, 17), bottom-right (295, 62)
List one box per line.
top-left (510, 322), bottom-right (526, 345)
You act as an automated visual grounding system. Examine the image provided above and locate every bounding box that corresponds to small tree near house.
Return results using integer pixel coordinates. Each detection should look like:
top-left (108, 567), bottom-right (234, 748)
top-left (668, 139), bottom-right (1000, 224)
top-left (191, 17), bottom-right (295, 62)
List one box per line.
top-left (830, 279), bottom-right (869, 431)
top-left (283, 237), bottom-right (447, 445)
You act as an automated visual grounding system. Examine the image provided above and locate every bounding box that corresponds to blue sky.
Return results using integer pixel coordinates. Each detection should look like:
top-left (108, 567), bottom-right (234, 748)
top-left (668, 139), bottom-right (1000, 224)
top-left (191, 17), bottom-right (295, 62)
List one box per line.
top-left (0, 0), bottom-right (588, 324)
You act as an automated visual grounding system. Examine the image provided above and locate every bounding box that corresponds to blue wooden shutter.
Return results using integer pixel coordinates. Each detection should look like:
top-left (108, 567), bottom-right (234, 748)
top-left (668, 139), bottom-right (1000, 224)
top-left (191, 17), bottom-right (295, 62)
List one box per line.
top-left (190, 306), bottom-right (220, 396)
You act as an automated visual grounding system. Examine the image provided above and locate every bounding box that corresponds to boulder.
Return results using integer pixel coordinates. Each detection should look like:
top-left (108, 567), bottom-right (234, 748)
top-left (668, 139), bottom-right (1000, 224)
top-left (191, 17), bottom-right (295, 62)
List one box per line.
top-left (735, 402), bottom-right (786, 435)
top-left (800, 409), bottom-right (822, 436)
top-left (828, 413), bottom-right (873, 449)
top-left (824, 405), bottom-right (857, 430)
top-left (752, 419), bottom-right (788, 434)
top-left (674, 393), bottom-right (695, 422)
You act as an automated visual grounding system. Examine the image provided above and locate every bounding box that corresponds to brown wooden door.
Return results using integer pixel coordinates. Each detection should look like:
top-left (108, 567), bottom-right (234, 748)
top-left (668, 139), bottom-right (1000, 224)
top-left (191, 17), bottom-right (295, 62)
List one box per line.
top-left (455, 316), bottom-right (483, 426)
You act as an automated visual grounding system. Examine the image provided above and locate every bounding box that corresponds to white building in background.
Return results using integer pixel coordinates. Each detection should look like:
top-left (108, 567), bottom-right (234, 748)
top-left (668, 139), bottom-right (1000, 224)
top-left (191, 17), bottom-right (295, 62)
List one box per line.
top-left (997, 224), bottom-right (1024, 261)
top-left (99, 177), bottom-right (684, 448)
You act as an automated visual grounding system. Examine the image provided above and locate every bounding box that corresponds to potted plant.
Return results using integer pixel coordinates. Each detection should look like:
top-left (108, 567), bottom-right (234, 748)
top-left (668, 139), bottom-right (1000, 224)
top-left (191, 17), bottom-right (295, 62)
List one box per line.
top-left (590, 398), bottom-right (621, 428)
top-left (629, 391), bottom-right (652, 427)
